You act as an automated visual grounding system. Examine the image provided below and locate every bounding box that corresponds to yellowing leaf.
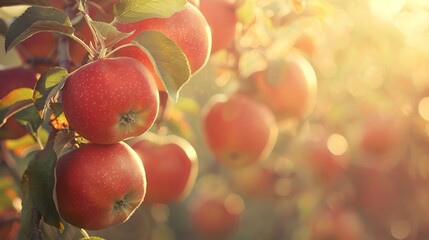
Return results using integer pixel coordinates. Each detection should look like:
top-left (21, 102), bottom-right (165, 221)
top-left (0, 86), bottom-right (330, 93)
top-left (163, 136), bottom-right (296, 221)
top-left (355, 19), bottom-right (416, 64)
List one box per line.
top-left (0, 88), bottom-right (33, 127)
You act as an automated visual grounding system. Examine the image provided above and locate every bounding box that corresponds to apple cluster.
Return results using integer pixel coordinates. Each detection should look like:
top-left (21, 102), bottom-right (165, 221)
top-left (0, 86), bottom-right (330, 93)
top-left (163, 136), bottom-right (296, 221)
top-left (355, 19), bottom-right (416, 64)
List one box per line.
top-left (0, 1), bottom-right (213, 233)
top-left (52, 2), bottom-right (211, 231)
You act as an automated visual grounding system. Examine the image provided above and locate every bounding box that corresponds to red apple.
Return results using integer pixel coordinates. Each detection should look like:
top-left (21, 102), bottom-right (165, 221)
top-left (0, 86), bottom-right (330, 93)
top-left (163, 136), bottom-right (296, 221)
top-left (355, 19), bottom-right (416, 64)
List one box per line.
top-left (292, 125), bottom-right (349, 186)
top-left (200, 0), bottom-right (237, 53)
top-left (250, 54), bottom-right (317, 121)
top-left (18, 1), bottom-right (111, 71)
top-left (15, 24), bottom-right (92, 72)
top-left (15, 32), bottom-right (58, 73)
top-left (359, 117), bottom-right (405, 155)
top-left (114, 47), bottom-right (166, 91)
top-left (0, 67), bottom-right (37, 139)
top-left (61, 57), bottom-right (159, 144)
top-left (202, 93), bottom-right (278, 168)
top-left (312, 207), bottom-right (364, 240)
top-left (302, 138), bottom-right (349, 186)
top-left (69, 20), bottom-right (92, 68)
top-left (115, 3), bottom-right (212, 90)
top-left (55, 142), bottom-right (146, 230)
top-left (354, 109), bottom-right (410, 171)
top-left (129, 132), bottom-right (198, 204)
top-left (293, 33), bottom-right (316, 56)
top-left (350, 161), bottom-right (418, 232)
top-left (349, 165), bottom-right (397, 225)
top-left (189, 193), bottom-right (243, 239)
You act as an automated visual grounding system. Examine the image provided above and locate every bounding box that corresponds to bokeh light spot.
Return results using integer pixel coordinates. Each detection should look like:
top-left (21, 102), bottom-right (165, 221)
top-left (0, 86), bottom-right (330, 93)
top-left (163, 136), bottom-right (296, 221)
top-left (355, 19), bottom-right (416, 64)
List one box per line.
top-left (418, 97), bottom-right (429, 121)
top-left (327, 133), bottom-right (348, 156)
top-left (390, 219), bottom-right (411, 239)
top-left (224, 193), bottom-right (245, 215)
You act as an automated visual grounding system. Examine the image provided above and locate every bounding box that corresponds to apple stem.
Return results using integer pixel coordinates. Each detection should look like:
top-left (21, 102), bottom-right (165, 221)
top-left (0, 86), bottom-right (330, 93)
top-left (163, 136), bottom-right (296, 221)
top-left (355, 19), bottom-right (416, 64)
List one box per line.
top-left (104, 43), bottom-right (134, 59)
top-left (110, 18), bottom-right (118, 26)
top-left (80, 228), bottom-right (90, 239)
top-left (81, 1), bottom-right (100, 52)
top-left (68, 34), bottom-right (96, 59)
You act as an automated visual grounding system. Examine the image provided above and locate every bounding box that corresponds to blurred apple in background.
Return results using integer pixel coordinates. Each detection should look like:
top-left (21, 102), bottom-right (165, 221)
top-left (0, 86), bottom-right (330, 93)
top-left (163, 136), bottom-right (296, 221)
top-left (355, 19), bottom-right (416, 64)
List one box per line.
top-left (202, 93), bottom-right (278, 168)
top-left (129, 132), bottom-right (198, 204)
top-left (355, 113), bottom-right (408, 170)
top-left (248, 54), bottom-right (317, 123)
top-left (188, 175), bottom-right (244, 240)
top-left (311, 207), bottom-right (365, 240)
top-left (297, 126), bottom-right (350, 187)
top-left (189, 195), bottom-right (243, 240)
top-left (200, 0), bottom-right (237, 54)
top-left (15, 32), bottom-right (57, 73)
top-left (0, 67), bottom-right (37, 139)
top-left (293, 33), bottom-right (316, 57)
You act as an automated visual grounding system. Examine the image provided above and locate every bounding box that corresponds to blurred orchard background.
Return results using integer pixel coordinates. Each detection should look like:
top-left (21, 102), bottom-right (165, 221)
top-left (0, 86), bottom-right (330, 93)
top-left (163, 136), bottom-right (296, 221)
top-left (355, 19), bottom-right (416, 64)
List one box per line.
top-left (2, 0), bottom-right (429, 239)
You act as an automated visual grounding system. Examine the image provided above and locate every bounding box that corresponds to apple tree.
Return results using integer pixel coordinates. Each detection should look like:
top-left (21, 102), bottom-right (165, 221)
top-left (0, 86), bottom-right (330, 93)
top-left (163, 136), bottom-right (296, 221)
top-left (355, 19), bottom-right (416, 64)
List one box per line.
top-left (2, 0), bottom-right (429, 240)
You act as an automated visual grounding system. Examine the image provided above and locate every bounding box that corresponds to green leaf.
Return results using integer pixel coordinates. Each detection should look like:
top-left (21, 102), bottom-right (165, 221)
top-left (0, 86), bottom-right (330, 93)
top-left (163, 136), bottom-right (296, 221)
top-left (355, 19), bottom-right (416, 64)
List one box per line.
top-left (90, 21), bottom-right (133, 48)
top-left (5, 6), bottom-right (74, 52)
top-left (174, 97), bottom-right (200, 115)
top-left (14, 105), bottom-right (43, 132)
top-left (0, 88), bottom-right (34, 127)
top-left (33, 67), bottom-right (68, 114)
top-left (164, 116), bottom-right (194, 141)
top-left (27, 140), bottom-right (63, 229)
top-left (18, 171), bottom-right (33, 239)
top-left (114, 0), bottom-right (187, 23)
top-left (132, 30), bottom-right (191, 101)
top-left (53, 130), bottom-right (74, 156)
top-left (0, 0), bottom-right (50, 7)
